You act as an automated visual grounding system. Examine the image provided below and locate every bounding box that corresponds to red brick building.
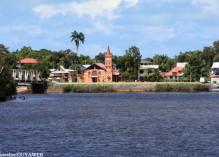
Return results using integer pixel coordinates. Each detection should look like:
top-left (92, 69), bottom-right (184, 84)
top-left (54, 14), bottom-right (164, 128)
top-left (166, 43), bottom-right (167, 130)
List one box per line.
top-left (78, 46), bottom-right (121, 83)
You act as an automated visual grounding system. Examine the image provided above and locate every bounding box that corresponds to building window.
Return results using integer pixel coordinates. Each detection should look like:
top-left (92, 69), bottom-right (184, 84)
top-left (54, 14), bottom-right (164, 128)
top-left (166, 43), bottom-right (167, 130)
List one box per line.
top-left (92, 71), bottom-right (97, 76)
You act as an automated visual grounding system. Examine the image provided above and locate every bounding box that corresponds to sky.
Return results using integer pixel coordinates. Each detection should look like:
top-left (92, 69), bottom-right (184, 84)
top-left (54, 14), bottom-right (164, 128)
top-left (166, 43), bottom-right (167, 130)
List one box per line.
top-left (1, 0), bottom-right (219, 58)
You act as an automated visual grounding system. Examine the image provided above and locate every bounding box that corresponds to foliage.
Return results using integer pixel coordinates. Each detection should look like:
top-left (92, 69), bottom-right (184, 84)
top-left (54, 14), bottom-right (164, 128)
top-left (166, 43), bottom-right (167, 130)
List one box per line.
top-left (0, 51), bottom-right (16, 101)
top-left (107, 75), bottom-right (111, 81)
top-left (182, 51), bottom-right (208, 82)
top-left (143, 69), bottom-right (163, 82)
top-left (123, 46), bottom-right (142, 81)
top-left (155, 83), bottom-right (209, 92)
top-left (70, 30), bottom-right (85, 52)
top-left (153, 54), bottom-right (175, 72)
top-left (63, 85), bottom-right (115, 93)
top-left (94, 52), bottom-right (105, 63)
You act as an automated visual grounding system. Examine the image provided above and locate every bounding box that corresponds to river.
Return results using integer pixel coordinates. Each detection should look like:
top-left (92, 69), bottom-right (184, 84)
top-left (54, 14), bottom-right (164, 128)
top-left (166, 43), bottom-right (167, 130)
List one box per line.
top-left (0, 93), bottom-right (219, 157)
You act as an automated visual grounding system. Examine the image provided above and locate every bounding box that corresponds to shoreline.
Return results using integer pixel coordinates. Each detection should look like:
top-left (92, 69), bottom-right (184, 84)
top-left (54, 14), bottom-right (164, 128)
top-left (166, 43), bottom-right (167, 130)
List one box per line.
top-left (16, 82), bottom-right (211, 94)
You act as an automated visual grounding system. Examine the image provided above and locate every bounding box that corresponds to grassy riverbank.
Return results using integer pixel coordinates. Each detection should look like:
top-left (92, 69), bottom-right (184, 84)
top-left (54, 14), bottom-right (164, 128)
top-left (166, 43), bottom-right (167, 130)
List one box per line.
top-left (155, 83), bottom-right (210, 92)
top-left (50, 82), bottom-right (210, 93)
top-left (63, 84), bottom-right (115, 93)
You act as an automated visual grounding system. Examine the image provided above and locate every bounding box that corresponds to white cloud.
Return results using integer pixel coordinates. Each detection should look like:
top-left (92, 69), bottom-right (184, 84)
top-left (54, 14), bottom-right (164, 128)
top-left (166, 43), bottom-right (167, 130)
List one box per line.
top-left (192, 0), bottom-right (219, 13)
top-left (90, 21), bottom-right (112, 35)
top-left (33, 5), bottom-right (59, 19)
top-left (142, 26), bottom-right (176, 42)
top-left (0, 24), bottom-right (46, 36)
top-left (123, 0), bottom-right (139, 7)
top-left (33, 0), bottom-right (139, 20)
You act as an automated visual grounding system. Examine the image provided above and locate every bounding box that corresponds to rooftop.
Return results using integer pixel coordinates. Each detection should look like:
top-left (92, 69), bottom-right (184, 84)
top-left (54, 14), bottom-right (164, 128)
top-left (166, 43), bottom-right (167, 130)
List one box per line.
top-left (17, 58), bottom-right (38, 64)
top-left (165, 67), bottom-right (184, 77)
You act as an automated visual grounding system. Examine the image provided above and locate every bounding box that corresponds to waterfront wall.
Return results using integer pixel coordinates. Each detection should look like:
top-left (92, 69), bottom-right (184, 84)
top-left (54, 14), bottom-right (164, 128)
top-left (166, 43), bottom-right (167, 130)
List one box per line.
top-left (45, 83), bottom-right (210, 93)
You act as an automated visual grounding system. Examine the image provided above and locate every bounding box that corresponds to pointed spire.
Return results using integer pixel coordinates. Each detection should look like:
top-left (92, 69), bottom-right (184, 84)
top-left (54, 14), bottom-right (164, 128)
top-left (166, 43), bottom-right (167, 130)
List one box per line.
top-left (106, 45), bottom-right (111, 55)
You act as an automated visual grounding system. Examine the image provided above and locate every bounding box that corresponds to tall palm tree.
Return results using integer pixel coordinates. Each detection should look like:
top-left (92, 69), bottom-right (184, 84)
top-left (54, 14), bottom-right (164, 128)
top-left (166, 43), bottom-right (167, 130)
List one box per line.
top-left (70, 31), bottom-right (85, 53)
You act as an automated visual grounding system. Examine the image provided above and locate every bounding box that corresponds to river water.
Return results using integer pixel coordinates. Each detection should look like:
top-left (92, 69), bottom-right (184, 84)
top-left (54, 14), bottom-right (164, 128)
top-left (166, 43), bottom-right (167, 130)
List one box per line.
top-left (0, 93), bottom-right (219, 157)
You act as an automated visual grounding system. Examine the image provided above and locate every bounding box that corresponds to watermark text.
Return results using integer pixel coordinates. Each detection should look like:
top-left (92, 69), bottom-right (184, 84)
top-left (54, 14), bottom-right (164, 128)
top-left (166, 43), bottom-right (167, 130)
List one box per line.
top-left (0, 153), bottom-right (43, 157)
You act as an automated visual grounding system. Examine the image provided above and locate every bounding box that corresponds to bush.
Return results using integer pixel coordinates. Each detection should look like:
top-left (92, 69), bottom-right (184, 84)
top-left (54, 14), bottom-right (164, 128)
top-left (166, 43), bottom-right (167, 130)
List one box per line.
top-left (63, 85), bottom-right (116, 93)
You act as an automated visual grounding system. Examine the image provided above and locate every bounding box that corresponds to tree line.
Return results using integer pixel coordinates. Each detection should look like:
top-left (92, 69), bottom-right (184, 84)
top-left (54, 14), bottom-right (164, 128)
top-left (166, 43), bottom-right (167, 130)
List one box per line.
top-left (1, 39), bottom-right (219, 100)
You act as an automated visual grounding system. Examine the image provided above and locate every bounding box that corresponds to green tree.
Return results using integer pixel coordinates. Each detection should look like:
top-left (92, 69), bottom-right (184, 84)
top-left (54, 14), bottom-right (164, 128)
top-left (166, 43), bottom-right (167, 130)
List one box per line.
top-left (175, 52), bottom-right (191, 62)
top-left (143, 69), bottom-right (162, 82)
top-left (184, 50), bottom-right (207, 82)
top-left (213, 40), bottom-right (219, 53)
top-left (70, 31), bottom-right (85, 52)
top-left (202, 46), bottom-right (215, 67)
top-left (78, 55), bottom-right (92, 65)
top-left (113, 56), bottom-right (126, 72)
top-left (0, 46), bottom-right (16, 101)
top-left (153, 54), bottom-right (175, 72)
top-left (0, 44), bottom-right (10, 53)
top-left (124, 46), bottom-right (142, 81)
top-left (94, 52), bottom-right (105, 63)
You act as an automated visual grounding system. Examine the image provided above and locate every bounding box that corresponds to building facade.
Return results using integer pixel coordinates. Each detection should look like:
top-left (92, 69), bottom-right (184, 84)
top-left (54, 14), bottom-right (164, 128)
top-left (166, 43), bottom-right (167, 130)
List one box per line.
top-left (78, 47), bottom-right (120, 83)
top-left (49, 66), bottom-right (77, 82)
top-left (165, 62), bottom-right (187, 80)
top-left (211, 62), bottom-right (219, 83)
top-left (138, 60), bottom-right (159, 81)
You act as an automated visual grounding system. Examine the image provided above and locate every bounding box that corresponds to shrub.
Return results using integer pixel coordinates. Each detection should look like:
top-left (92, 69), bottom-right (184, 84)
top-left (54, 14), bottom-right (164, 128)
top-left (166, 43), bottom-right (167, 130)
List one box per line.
top-left (155, 83), bottom-right (209, 92)
top-left (63, 85), bottom-right (116, 93)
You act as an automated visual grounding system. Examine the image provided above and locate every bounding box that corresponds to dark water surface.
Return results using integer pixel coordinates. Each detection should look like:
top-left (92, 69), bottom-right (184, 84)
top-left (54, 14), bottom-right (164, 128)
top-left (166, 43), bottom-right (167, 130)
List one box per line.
top-left (0, 93), bottom-right (219, 157)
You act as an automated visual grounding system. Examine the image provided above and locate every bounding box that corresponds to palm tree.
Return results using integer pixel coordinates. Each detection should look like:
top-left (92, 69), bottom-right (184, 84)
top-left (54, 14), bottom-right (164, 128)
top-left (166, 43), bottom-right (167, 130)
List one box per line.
top-left (70, 31), bottom-right (85, 53)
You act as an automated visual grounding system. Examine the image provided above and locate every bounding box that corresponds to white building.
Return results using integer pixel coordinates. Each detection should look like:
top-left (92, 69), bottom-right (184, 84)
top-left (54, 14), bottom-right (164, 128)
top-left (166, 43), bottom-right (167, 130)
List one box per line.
top-left (211, 62), bottom-right (219, 83)
top-left (49, 66), bottom-right (77, 82)
top-left (138, 60), bottom-right (159, 81)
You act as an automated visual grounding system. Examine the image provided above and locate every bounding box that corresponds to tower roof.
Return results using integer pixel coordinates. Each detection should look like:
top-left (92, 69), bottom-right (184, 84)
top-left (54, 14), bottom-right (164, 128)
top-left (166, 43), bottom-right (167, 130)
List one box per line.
top-left (106, 46), bottom-right (111, 55)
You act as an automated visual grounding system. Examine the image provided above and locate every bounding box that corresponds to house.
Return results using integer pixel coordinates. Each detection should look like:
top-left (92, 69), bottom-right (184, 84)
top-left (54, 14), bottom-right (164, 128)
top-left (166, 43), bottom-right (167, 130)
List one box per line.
top-left (78, 64), bottom-right (91, 71)
top-left (16, 58), bottom-right (38, 68)
top-left (49, 66), bottom-right (77, 82)
top-left (77, 46), bottom-right (121, 83)
top-left (165, 62), bottom-right (187, 80)
top-left (210, 62), bottom-right (219, 83)
top-left (138, 60), bottom-right (159, 81)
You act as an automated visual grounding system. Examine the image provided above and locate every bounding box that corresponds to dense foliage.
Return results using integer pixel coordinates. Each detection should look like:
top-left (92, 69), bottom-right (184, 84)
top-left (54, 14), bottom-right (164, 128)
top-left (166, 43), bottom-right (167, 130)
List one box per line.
top-left (0, 44), bottom-right (16, 101)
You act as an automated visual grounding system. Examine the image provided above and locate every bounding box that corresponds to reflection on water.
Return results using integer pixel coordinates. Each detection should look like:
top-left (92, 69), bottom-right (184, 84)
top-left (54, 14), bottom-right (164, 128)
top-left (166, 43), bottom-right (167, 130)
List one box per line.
top-left (0, 93), bottom-right (219, 157)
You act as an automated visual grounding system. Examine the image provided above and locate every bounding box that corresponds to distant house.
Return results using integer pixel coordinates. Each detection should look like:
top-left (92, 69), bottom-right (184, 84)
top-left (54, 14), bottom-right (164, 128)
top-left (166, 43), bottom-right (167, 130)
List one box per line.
top-left (138, 60), bottom-right (159, 81)
top-left (16, 58), bottom-right (38, 68)
top-left (49, 66), bottom-right (77, 82)
top-left (165, 62), bottom-right (188, 80)
top-left (78, 46), bottom-right (121, 83)
top-left (210, 62), bottom-right (219, 83)
top-left (78, 64), bottom-right (91, 71)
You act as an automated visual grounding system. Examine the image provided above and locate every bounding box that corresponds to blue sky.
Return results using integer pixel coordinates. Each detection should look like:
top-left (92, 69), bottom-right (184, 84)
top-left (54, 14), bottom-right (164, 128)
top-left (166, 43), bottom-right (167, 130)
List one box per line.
top-left (1, 0), bottom-right (219, 58)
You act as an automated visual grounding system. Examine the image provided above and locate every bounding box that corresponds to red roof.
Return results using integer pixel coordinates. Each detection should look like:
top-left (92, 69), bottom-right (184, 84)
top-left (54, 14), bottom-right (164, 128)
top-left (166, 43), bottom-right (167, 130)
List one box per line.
top-left (165, 67), bottom-right (184, 76)
top-left (17, 58), bottom-right (38, 64)
top-left (94, 63), bottom-right (106, 70)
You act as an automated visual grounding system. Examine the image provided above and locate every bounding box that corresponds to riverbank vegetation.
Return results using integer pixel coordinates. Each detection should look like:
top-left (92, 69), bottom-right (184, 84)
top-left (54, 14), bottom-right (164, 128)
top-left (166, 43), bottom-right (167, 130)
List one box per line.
top-left (60, 82), bottom-right (209, 93)
top-left (155, 83), bottom-right (210, 92)
top-left (0, 44), bottom-right (16, 101)
top-left (63, 84), bottom-right (115, 93)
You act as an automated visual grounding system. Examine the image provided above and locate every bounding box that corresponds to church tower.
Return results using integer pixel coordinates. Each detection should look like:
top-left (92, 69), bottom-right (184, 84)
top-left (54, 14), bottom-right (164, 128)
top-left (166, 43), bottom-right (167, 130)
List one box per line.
top-left (105, 46), bottom-right (113, 82)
